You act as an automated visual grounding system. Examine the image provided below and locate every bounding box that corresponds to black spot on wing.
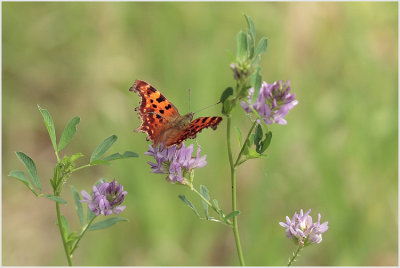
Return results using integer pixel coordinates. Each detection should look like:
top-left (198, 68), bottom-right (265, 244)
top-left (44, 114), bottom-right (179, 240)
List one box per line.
top-left (159, 109), bottom-right (164, 114)
top-left (149, 85), bottom-right (157, 92)
top-left (165, 104), bottom-right (172, 110)
top-left (156, 95), bottom-right (166, 103)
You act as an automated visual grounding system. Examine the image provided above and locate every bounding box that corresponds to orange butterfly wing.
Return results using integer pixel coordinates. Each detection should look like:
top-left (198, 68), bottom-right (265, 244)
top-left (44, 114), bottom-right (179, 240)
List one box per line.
top-left (129, 80), bottom-right (180, 143)
top-left (130, 80), bottom-right (223, 147)
top-left (164, 116), bottom-right (223, 147)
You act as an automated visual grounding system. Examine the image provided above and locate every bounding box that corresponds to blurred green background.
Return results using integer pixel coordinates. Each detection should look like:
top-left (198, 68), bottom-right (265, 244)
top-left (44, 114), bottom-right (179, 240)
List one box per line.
top-left (2, 2), bottom-right (397, 266)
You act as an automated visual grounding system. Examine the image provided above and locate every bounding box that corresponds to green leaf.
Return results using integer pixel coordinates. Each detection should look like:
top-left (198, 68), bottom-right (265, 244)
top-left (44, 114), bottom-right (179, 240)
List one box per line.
top-left (220, 87), bottom-right (234, 103)
top-left (44, 194), bottom-right (67, 204)
top-left (250, 66), bottom-right (262, 91)
top-left (37, 105), bottom-right (57, 152)
top-left (58, 116), bottom-right (80, 151)
top-left (222, 99), bottom-right (232, 115)
top-left (254, 124), bottom-right (263, 147)
top-left (8, 170), bottom-right (38, 196)
top-left (260, 131), bottom-right (272, 153)
top-left (103, 151), bottom-right (138, 162)
top-left (247, 33), bottom-right (255, 59)
top-left (60, 215), bottom-right (69, 235)
top-left (235, 127), bottom-right (243, 148)
top-left (87, 208), bottom-right (96, 222)
top-left (15, 152), bottom-right (41, 192)
top-left (70, 152), bottom-right (84, 162)
top-left (200, 185), bottom-right (210, 219)
top-left (245, 14), bottom-right (256, 42)
top-left (236, 31), bottom-right (248, 61)
top-left (90, 135), bottom-right (118, 163)
top-left (247, 150), bottom-right (260, 159)
top-left (178, 195), bottom-right (200, 217)
top-left (88, 217), bottom-right (128, 231)
top-left (225, 210), bottom-right (240, 221)
top-left (89, 159), bottom-right (111, 166)
top-left (70, 186), bottom-right (85, 226)
top-left (213, 199), bottom-right (220, 211)
top-left (255, 37), bottom-right (268, 58)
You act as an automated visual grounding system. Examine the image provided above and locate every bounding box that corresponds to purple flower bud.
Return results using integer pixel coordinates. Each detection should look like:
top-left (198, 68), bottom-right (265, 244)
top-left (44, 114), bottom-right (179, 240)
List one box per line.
top-left (241, 80), bottom-right (298, 125)
top-left (81, 179), bottom-right (127, 216)
top-left (279, 209), bottom-right (328, 246)
top-left (145, 143), bottom-right (207, 184)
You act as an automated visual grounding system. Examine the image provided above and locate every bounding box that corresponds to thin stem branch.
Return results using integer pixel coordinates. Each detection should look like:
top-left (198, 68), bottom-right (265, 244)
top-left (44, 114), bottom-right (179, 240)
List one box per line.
top-left (288, 245), bottom-right (303, 266)
top-left (71, 164), bottom-right (91, 173)
top-left (56, 202), bottom-right (72, 266)
top-left (234, 120), bottom-right (257, 167)
top-left (227, 116), bottom-right (246, 266)
top-left (70, 216), bottom-right (97, 256)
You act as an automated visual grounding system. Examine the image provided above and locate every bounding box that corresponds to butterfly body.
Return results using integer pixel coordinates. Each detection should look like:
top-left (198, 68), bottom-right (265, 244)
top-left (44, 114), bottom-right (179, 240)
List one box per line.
top-left (130, 80), bottom-right (222, 147)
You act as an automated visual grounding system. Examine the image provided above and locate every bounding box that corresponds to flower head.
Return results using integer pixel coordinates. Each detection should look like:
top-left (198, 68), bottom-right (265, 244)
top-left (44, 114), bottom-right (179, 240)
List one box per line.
top-left (279, 209), bottom-right (328, 246)
top-left (81, 179), bottom-right (127, 216)
top-left (241, 80), bottom-right (298, 125)
top-left (145, 143), bottom-right (207, 184)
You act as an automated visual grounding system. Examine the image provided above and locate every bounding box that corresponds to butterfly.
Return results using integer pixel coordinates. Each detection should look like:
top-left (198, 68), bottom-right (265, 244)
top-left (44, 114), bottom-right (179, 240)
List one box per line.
top-left (130, 80), bottom-right (223, 147)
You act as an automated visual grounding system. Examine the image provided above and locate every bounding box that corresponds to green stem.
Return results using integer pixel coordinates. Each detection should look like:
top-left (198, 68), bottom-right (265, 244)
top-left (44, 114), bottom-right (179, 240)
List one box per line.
top-left (71, 164), bottom-right (91, 173)
top-left (56, 202), bottom-right (72, 266)
top-left (227, 116), bottom-right (246, 266)
top-left (288, 245), bottom-right (303, 266)
top-left (70, 216), bottom-right (97, 256)
top-left (234, 120), bottom-right (257, 167)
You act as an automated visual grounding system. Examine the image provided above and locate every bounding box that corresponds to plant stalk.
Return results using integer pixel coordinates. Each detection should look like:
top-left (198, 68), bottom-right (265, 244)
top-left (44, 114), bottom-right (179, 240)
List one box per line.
top-left (288, 245), bottom-right (303, 266)
top-left (227, 116), bottom-right (246, 266)
top-left (56, 202), bottom-right (72, 266)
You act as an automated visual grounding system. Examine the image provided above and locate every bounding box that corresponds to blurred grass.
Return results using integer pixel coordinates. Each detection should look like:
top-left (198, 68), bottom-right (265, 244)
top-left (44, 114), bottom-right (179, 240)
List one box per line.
top-left (2, 2), bottom-right (397, 266)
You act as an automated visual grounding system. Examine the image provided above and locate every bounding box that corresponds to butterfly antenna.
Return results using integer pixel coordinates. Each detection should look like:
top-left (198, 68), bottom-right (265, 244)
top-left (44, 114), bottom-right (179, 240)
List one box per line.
top-left (193, 101), bottom-right (221, 115)
top-left (188, 88), bottom-right (191, 113)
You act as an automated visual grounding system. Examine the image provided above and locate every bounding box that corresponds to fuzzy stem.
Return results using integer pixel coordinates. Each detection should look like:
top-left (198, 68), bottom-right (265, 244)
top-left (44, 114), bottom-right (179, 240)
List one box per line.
top-left (227, 116), bottom-right (246, 266)
top-left (288, 245), bottom-right (303, 266)
top-left (56, 202), bottom-right (72, 266)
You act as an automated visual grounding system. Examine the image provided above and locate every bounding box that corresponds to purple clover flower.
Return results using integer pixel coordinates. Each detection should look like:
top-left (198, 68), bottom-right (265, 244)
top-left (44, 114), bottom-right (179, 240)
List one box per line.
top-left (81, 179), bottom-right (127, 216)
top-left (241, 80), bottom-right (298, 125)
top-left (279, 209), bottom-right (328, 246)
top-left (145, 143), bottom-right (207, 184)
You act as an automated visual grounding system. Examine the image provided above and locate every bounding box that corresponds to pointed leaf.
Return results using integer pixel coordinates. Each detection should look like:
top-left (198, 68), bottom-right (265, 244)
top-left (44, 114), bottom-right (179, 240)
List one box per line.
top-left (235, 127), bottom-right (243, 148)
top-left (236, 31), bottom-right (248, 61)
top-left (90, 135), bottom-right (118, 163)
top-left (260, 131), bottom-right (272, 154)
top-left (250, 66), bottom-right (262, 91)
top-left (87, 208), bottom-right (96, 222)
top-left (15, 152), bottom-right (41, 192)
top-left (44, 194), bottom-right (67, 204)
top-left (70, 186), bottom-right (85, 226)
top-left (255, 37), bottom-right (268, 58)
top-left (103, 151), bottom-right (138, 162)
top-left (200, 185), bottom-right (210, 219)
top-left (88, 217), bottom-right (128, 231)
top-left (225, 210), bottom-right (240, 221)
top-left (58, 116), bottom-right (80, 151)
top-left (245, 14), bottom-right (256, 42)
top-left (37, 105), bottom-right (57, 152)
top-left (70, 152), bottom-right (84, 162)
top-left (61, 215), bottom-right (69, 235)
top-left (178, 195), bottom-right (200, 217)
top-left (254, 124), bottom-right (263, 147)
top-left (89, 159), bottom-right (111, 166)
top-left (8, 170), bottom-right (38, 196)
top-left (220, 87), bottom-right (234, 103)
